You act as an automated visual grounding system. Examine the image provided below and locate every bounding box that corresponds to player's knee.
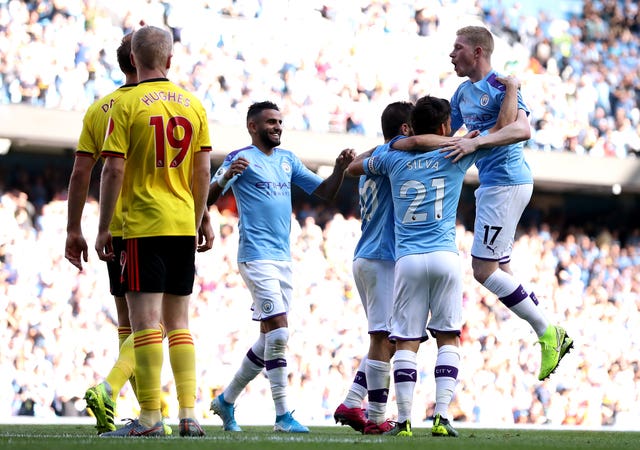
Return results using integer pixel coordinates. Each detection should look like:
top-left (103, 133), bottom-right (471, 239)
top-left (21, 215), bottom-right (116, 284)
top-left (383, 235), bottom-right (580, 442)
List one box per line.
top-left (472, 270), bottom-right (487, 284)
top-left (471, 259), bottom-right (497, 283)
top-left (266, 327), bottom-right (289, 352)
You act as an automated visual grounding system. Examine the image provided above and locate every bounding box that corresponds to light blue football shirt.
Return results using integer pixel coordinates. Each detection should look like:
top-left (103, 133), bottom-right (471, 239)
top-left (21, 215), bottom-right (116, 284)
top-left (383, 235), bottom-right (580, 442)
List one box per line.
top-left (353, 138), bottom-right (400, 262)
top-left (363, 138), bottom-right (488, 260)
top-left (219, 145), bottom-right (323, 262)
top-left (450, 70), bottom-right (532, 187)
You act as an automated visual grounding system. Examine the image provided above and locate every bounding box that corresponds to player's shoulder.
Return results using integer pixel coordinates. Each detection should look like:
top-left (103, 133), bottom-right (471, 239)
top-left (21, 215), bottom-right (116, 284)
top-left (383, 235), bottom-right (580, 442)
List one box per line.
top-left (274, 147), bottom-right (296, 156)
top-left (84, 87), bottom-right (123, 117)
top-left (224, 145), bottom-right (254, 162)
top-left (372, 141), bottom-right (392, 156)
top-left (485, 71), bottom-right (507, 92)
top-left (273, 147), bottom-right (302, 164)
top-left (453, 79), bottom-right (473, 94)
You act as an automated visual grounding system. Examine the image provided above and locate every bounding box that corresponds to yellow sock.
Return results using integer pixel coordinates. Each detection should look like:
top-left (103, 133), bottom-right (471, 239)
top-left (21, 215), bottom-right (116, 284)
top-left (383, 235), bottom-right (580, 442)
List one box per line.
top-left (133, 328), bottom-right (163, 412)
top-left (168, 329), bottom-right (196, 415)
top-left (115, 327), bottom-right (137, 398)
top-left (105, 333), bottom-right (135, 400)
top-left (118, 326), bottom-right (132, 349)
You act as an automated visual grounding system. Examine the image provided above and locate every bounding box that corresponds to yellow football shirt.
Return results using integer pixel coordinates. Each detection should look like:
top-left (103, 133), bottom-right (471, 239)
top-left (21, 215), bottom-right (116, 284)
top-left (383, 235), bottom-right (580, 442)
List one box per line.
top-left (76, 84), bottom-right (136, 237)
top-left (101, 78), bottom-right (212, 238)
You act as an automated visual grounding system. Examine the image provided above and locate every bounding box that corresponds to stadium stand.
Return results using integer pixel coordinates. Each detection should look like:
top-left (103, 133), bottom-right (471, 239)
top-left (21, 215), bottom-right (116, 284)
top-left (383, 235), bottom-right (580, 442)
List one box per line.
top-left (1, 0), bottom-right (640, 429)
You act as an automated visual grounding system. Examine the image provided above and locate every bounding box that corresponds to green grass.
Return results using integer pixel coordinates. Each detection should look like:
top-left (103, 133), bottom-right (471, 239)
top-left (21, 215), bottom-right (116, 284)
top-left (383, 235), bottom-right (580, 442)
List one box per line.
top-left (1, 424), bottom-right (639, 450)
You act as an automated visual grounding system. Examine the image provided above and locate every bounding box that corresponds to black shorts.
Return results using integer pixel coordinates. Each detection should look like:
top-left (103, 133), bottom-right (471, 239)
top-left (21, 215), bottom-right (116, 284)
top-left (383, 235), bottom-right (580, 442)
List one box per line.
top-left (106, 236), bottom-right (126, 297)
top-left (123, 236), bottom-right (196, 295)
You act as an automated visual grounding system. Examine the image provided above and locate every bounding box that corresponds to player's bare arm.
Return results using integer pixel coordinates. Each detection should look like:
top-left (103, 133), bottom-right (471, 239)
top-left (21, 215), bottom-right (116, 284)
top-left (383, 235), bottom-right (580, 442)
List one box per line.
top-left (193, 150), bottom-right (211, 238)
top-left (313, 148), bottom-right (355, 200)
top-left (345, 147), bottom-right (375, 177)
top-left (493, 75), bottom-right (520, 130)
top-left (65, 155), bottom-right (97, 270)
top-left (391, 134), bottom-right (460, 153)
top-left (95, 157), bottom-right (124, 262)
top-left (442, 76), bottom-right (529, 163)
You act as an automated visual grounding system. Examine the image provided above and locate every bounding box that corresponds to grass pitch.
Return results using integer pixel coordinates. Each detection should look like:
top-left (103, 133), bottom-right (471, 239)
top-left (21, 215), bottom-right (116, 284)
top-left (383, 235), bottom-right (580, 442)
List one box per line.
top-left (1, 424), bottom-right (639, 450)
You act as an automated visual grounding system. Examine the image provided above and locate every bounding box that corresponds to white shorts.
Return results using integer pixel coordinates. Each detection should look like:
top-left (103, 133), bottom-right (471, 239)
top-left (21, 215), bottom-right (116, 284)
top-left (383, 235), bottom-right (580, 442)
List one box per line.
top-left (389, 251), bottom-right (463, 341)
top-left (238, 260), bottom-right (292, 321)
top-left (353, 258), bottom-right (395, 334)
top-left (471, 184), bottom-right (533, 263)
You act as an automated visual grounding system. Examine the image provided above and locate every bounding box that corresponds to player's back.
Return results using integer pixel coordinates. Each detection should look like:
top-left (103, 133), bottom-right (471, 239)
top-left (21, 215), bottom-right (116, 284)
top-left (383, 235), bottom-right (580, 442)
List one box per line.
top-left (102, 79), bottom-right (211, 238)
top-left (78, 85), bottom-right (136, 237)
top-left (78, 85), bottom-right (136, 158)
top-left (368, 147), bottom-right (484, 259)
top-left (354, 143), bottom-right (395, 262)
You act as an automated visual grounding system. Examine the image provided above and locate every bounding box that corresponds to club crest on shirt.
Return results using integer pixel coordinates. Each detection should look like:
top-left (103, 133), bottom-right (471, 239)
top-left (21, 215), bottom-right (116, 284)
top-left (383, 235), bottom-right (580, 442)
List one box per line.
top-left (281, 162), bottom-right (291, 173)
top-left (480, 94), bottom-right (490, 107)
top-left (262, 300), bottom-right (275, 314)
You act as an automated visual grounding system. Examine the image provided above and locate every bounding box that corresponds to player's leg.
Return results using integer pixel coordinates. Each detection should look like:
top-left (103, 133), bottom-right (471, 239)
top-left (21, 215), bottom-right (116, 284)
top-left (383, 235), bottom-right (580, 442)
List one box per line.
top-left (101, 238), bottom-right (167, 437)
top-left (385, 342), bottom-right (417, 437)
top-left (211, 334), bottom-right (264, 432)
top-left (335, 258), bottom-right (378, 432)
top-left (85, 237), bottom-right (129, 434)
top-left (471, 185), bottom-right (572, 380)
top-left (472, 184), bottom-right (545, 329)
top-left (162, 236), bottom-right (204, 437)
top-left (100, 291), bottom-right (165, 437)
top-left (431, 334), bottom-right (460, 437)
top-left (384, 254), bottom-right (431, 437)
top-left (361, 259), bottom-right (395, 434)
top-left (240, 260), bottom-right (308, 433)
top-left (334, 356), bottom-right (368, 432)
top-left (164, 295), bottom-right (204, 437)
top-left (210, 261), bottom-right (270, 431)
top-left (109, 237), bottom-right (131, 349)
top-left (425, 250), bottom-right (462, 438)
top-left (211, 333), bottom-right (264, 431)
top-left (362, 333), bottom-right (395, 434)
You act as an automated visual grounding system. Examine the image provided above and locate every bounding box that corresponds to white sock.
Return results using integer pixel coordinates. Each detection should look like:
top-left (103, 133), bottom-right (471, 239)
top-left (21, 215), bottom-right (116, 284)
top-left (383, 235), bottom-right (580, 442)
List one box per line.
top-left (265, 328), bottom-right (289, 416)
top-left (344, 356), bottom-right (367, 408)
top-left (483, 270), bottom-right (549, 336)
top-left (392, 350), bottom-right (417, 423)
top-left (366, 359), bottom-right (391, 424)
top-left (224, 333), bottom-right (266, 403)
top-left (434, 345), bottom-right (460, 419)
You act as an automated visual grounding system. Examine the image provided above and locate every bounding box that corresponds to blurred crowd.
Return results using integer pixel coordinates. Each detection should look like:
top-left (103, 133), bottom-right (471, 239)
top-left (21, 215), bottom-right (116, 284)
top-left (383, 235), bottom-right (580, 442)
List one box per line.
top-left (1, 0), bottom-right (640, 158)
top-left (2, 0), bottom-right (640, 430)
top-left (2, 187), bottom-right (639, 428)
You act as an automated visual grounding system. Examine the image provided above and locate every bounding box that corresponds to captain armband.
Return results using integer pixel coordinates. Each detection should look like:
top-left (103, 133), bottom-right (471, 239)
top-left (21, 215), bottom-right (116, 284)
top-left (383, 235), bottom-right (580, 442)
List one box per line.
top-left (214, 167), bottom-right (228, 187)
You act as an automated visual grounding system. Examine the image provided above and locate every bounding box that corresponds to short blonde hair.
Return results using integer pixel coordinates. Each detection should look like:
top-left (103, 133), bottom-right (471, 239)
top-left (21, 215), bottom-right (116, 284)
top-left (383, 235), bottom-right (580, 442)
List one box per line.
top-left (131, 26), bottom-right (173, 70)
top-left (456, 26), bottom-right (494, 57)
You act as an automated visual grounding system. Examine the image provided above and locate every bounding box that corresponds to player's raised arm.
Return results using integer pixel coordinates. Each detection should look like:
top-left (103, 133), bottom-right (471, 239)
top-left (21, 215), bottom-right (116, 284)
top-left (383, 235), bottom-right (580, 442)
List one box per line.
top-left (442, 76), bottom-right (530, 162)
top-left (492, 75), bottom-right (520, 131)
top-left (207, 157), bottom-right (250, 206)
top-left (390, 134), bottom-right (459, 152)
top-left (312, 148), bottom-right (355, 200)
